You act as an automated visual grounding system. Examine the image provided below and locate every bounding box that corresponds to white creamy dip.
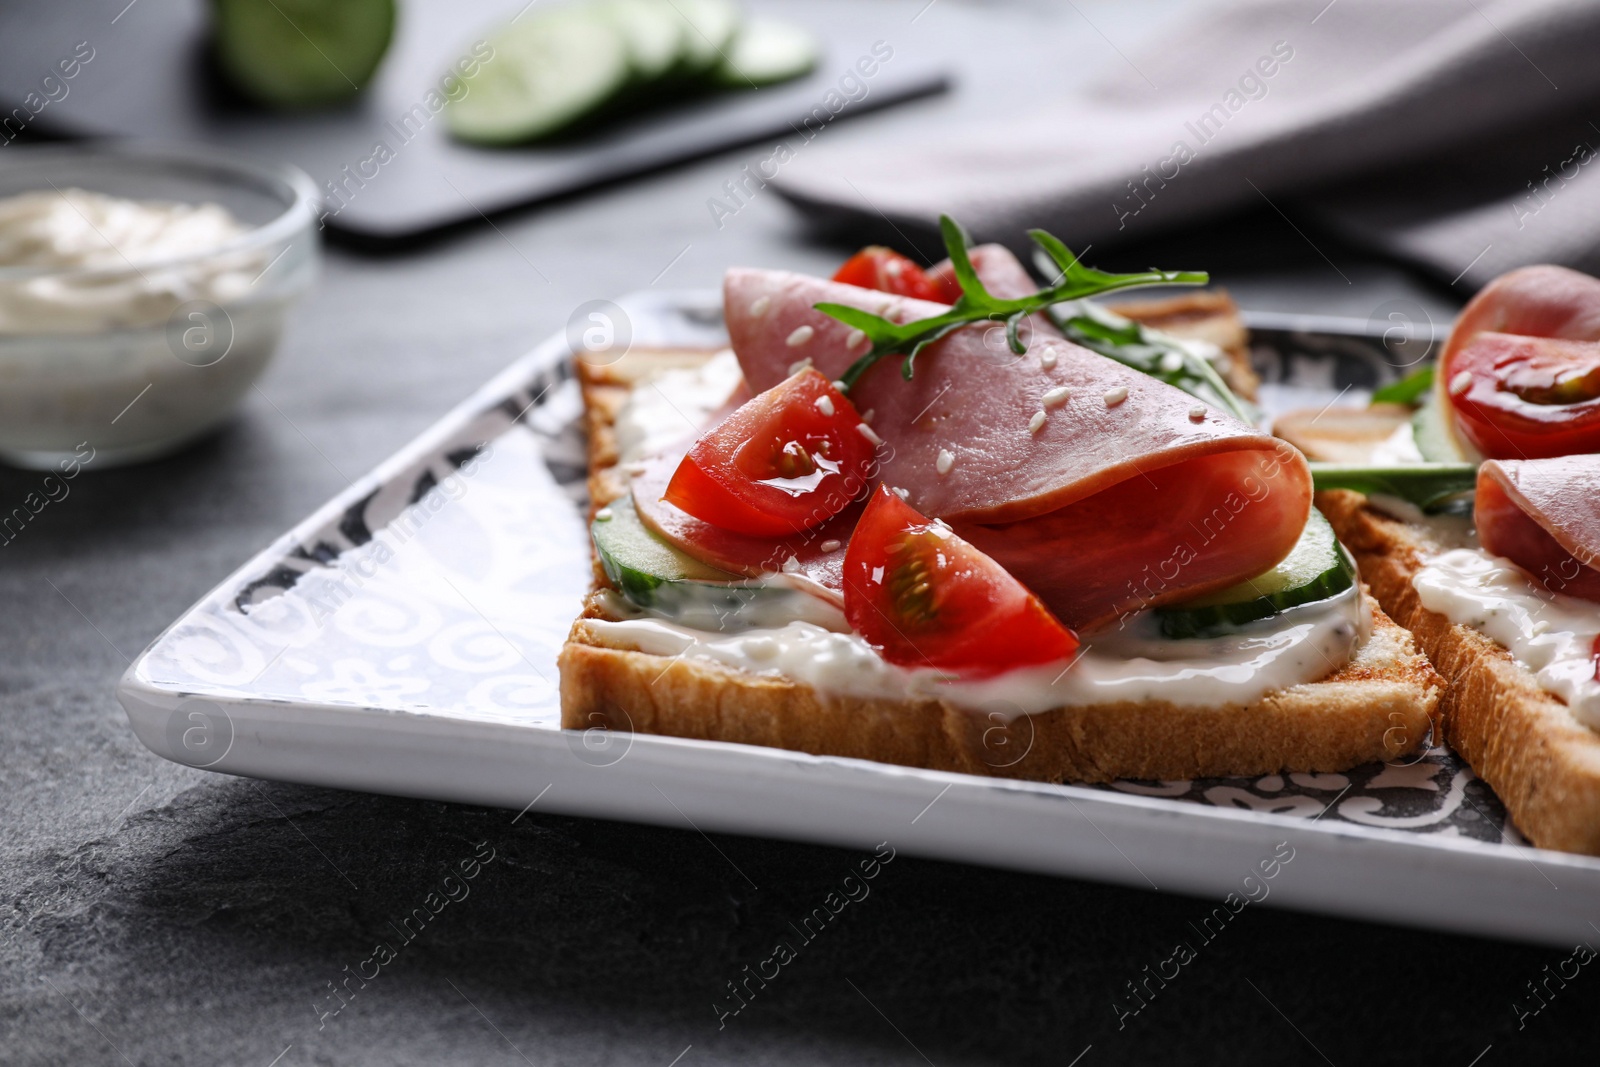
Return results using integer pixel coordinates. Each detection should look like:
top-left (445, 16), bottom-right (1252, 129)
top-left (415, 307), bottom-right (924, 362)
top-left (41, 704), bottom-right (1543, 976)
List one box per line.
top-left (1414, 548), bottom-right (1600, 728)
top-left (590, 585), bottom-right (1368, 716)
top-left (0, 186), bottom-right (304, 466)
top-left (0, 188), bottom-right (255, 333)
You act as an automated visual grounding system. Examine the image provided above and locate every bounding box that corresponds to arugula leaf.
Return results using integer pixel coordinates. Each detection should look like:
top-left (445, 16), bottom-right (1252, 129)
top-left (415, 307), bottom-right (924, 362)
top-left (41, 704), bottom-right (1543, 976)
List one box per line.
top-left (1370, 365), bottom-right (1435, 406)
top-left (820, 214), bottom-right (1208, 391)
top-left (1047, 300), bottom-right (1257, 424)
top-left (1309, 462), bottom-right (1477, 514)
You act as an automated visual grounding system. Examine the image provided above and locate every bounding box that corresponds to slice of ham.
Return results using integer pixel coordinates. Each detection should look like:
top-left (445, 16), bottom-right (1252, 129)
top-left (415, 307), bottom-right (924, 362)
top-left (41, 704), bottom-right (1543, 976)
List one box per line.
top-left (720, 269), bottom-right (1311, 629)
top-left (632, 453), bottom-right (855, 595)
top-left (1478, 457), bottom-right (1600, 601)
top-left (1445, 266), bottom-right (1600, 355)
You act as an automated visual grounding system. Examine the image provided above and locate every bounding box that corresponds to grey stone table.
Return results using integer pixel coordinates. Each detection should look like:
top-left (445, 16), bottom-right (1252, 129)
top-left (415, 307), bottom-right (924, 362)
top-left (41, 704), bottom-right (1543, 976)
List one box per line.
top-left (4, 4), bottom-right (1598, 1065)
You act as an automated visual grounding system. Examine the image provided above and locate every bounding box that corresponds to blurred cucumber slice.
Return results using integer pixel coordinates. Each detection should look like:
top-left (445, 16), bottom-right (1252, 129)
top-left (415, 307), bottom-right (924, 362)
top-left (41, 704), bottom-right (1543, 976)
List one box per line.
top-left (212, 0), bottom-right (395, 109)
top-left (449, 9), bottom-right (631, 145)
top-left (673, 0), bottom-right (740, 74)
top-left (606, 0), bottom-right (684, 81)
top-left (713, 19), bottom-right (818, 87)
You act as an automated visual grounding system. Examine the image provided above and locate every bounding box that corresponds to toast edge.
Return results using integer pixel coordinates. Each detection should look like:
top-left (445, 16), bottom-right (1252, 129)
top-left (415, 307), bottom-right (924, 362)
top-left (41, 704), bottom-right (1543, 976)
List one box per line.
top-left (1319, 488), bottom-right (1600, 855)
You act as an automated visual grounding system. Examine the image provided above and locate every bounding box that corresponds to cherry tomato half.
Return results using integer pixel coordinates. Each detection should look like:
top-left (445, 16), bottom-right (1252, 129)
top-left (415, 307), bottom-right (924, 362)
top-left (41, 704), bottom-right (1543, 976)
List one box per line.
top-left (664, 369), bottom-right (877, 537)
top-left (842, 486), bottom-right (1079, 677)
top-left (1444, 332), bottom-right (1600, 458)
top-left (832, 246), bottom-right (947, 302)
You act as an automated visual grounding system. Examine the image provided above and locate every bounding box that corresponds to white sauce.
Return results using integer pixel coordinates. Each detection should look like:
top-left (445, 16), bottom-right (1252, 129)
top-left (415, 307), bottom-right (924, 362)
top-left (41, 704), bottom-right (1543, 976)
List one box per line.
top-left (1415, 548), bottom-right (1600, 727)
top-left (0, 188), bottom-right (254, 333)
top-left (612, 349), bottom-right (742, 465)
top-left (590, 585), bottom-right (1367, 716)
top-left (0, 188), bottom-right (301, 463)
top-left (1368, 420), bottom-right (1425, 465)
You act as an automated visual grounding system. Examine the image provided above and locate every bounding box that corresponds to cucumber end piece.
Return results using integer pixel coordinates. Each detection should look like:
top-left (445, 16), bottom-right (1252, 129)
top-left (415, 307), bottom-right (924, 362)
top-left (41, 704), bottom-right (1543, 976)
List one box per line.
top-left (212, 0), bottom-right (396, 109)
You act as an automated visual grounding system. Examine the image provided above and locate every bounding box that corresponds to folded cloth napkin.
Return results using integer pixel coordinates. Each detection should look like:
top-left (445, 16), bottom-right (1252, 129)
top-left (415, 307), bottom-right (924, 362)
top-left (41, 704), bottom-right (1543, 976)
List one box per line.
top-left (773, 0), bottom-right (1600, 291)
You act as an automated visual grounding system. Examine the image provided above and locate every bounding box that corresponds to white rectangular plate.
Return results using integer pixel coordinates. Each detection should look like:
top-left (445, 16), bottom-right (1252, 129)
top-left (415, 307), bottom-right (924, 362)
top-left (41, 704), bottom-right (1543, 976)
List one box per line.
top-left (118, 291), bottom-right (1600, 947)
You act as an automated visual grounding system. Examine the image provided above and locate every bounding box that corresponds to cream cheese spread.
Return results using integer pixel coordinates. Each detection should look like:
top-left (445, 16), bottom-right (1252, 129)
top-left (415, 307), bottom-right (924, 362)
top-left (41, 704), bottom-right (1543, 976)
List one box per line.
top-left (613, 349), bottom-right (743, 465)
top-left (1414, 547), bottom-right (1600, 728)
top-left (590, 580), bottom-right (1368, 716)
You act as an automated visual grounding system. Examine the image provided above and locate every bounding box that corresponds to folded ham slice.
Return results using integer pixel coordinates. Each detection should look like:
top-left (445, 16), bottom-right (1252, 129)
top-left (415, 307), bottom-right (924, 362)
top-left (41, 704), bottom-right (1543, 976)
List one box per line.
top-left (704, 269), bottom-right (1311, 630)
top-left (1478, 457), bottom-right (1600, 601)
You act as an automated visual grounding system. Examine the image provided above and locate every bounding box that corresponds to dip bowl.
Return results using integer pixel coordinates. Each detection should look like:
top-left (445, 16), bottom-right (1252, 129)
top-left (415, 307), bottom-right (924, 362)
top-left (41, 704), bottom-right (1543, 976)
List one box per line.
top-left (0, 144), bottom-right (318, 469)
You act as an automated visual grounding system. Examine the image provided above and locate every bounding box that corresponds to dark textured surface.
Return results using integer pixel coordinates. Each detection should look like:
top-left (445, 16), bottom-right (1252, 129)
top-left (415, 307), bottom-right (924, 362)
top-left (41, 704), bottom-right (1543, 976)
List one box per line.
top-left (4, 1), bottom-right (1599, 1063)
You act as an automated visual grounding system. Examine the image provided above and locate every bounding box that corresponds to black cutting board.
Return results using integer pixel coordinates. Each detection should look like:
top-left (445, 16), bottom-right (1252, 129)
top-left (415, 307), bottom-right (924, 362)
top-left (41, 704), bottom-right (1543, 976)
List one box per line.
top-left (0, 0), bottom-right (949, 244)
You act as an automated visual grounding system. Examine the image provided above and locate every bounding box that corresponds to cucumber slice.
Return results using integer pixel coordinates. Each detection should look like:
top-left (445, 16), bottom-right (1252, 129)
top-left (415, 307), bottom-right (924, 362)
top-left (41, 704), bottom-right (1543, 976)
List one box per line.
top-left (1153, 509), bottom-right (1356, 638)
top-left (1310, 462), bottom-right (1477, 515)
top-left (672, 0), bottom-right (740, 75)
top-left (606, 0), bottom-right (685, 81)
top-left (212, 0), bottom-right (395, 109)
top-left (593, 494), bottom-right (799, 630)
top-left (712, 19), bottom-right (819, 87)
top-left (448, 9), bottom-right (631, 145)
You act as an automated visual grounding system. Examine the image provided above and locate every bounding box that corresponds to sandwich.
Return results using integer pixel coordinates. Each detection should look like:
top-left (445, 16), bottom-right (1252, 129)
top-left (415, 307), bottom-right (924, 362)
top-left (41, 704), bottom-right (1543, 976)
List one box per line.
top-left (1280, 266), bottom-right (1600, 853)
top-left (559, 220), bottom-right (1440, 784)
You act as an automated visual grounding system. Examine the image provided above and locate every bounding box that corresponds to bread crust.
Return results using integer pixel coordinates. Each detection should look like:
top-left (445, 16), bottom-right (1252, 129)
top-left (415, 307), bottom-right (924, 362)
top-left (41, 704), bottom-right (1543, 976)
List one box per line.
top-left (1319, 489), bottom-right (1600, 854)
top-left (560, 346), bottom-right (1441, 785)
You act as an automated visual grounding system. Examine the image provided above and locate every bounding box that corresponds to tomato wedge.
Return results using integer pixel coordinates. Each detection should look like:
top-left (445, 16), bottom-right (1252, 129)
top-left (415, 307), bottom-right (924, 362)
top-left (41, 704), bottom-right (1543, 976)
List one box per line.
top-left (664, 369), bottom-right (877, 537)
top-left (1444, 332), bottom-right (1600, 458)
top-left (832, 246), bottom-right (948, 302)
top-left (843, 486), bottom-right (1079, 677)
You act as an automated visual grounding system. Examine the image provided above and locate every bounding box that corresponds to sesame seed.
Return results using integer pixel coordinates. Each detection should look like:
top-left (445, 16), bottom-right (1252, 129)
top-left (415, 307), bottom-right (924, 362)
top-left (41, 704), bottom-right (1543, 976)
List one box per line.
top-left (831, 380), bottom-right (847, 392)
top-left (749, 296), bottom-right (771, 316)
top-left (1104, 386), bottom-right (1129, 407)
top-left (787, 356), bottom-right (813, 375)
top-left (892, 486), bottom-right (910, 500)
top-left (814, 394), bottom-right (835, 416)
top-left (936, 449), bottom-right (955, 475)
top-left (1188, 405), bottom-right (1207, 421)
top-left (1028, 410), bottom-right (1047, 434)
top-left (1449, 370), bottom-right (1472, 395)
top-left (595, 507), bottom-right (614, 521)
top-left (857, 422), bottom-right (884, 447)
top-left (782, 554), bottom-right (801, 573)
top-left (1043, 385), bottom-right (1070, 408)
top-left (786, 325), bottom-right (814, 347)
top-left (861, 408), bottom-right (875, 423)
top-left (1160, 351), bottom-right (1184, 373)
top-left (820, 539), bottom-right (842, 553)
top-left (845, 328), bottom-right (866, 349)
top-left (1040, 350), bottom-right (1057, 369)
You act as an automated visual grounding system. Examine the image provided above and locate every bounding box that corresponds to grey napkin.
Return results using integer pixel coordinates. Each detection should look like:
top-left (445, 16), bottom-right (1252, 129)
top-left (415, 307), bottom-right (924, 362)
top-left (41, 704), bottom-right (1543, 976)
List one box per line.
top-left (773, 0), bottom-right (1600, 291)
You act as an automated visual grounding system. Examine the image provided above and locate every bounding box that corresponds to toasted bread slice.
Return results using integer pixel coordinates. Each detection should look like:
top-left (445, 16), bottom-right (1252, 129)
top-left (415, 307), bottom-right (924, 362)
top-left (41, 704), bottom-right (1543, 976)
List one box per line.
top-left (559, 349), bottom-right (1441, 784)
top-left (1319, 490), bottom-right (1600, 854)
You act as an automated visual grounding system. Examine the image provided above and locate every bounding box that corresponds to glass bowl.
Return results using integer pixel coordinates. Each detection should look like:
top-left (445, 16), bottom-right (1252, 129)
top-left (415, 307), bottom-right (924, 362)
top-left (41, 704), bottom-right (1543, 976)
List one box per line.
top-left (0, 143), bottom-right (319, 469)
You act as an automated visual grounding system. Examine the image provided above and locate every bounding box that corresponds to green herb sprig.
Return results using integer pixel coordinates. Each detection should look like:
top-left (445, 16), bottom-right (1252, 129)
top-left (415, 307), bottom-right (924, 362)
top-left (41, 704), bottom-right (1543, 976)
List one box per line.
top-left (816, 215), bottom-right (1209, 392)
top-left (1047, 300), bottom-right (1257, 424)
